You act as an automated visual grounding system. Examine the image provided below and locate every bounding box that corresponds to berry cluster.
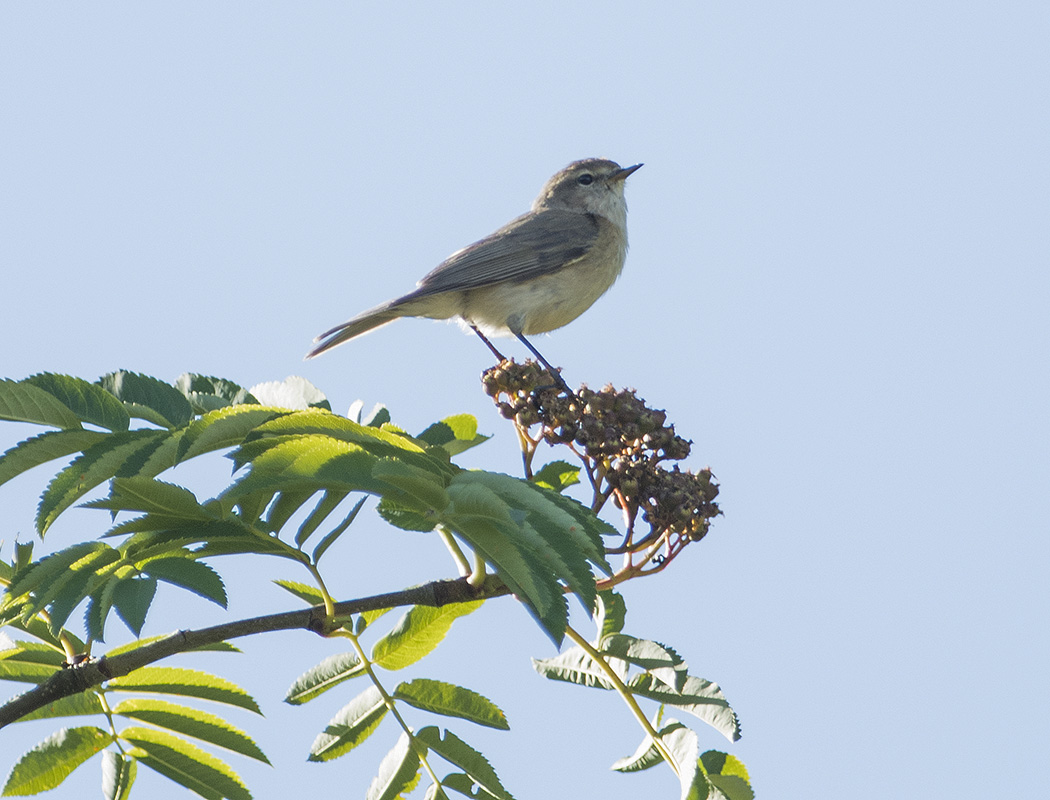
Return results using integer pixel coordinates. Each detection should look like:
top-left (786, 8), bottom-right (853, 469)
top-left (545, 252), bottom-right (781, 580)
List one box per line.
top-left (481, 360), bottom-right (720, 558)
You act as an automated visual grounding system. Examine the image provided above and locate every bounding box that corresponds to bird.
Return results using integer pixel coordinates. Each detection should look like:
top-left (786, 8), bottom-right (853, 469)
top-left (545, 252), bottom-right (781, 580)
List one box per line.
top-left (307, 158), bottom-right (642, 385)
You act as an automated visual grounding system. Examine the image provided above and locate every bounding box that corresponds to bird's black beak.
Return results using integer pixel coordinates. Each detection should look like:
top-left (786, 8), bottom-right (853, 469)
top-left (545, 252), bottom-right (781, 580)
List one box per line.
top-left (614, 163), bottom-right (643, 181)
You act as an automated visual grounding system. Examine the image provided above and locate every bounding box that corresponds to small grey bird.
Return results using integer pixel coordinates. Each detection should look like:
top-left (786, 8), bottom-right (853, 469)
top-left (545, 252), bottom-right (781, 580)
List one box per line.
top-left (307, 158), bottom-right (642, 376)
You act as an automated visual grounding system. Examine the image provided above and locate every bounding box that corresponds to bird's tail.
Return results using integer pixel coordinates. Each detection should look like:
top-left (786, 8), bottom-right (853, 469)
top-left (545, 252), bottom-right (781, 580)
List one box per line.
top-left (305, 302), bottom-right (404, 359)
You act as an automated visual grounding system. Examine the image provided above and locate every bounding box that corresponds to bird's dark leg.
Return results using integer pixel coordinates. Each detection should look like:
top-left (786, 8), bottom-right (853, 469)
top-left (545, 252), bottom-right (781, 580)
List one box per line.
top-left (470, 325), bottom-right (508, 361)
top-left (514, 332), bottom-right (575, 396)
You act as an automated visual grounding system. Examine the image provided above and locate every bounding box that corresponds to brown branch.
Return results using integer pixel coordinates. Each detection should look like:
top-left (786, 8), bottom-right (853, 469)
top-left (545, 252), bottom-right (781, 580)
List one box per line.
top-left (0, 576), bottom-right (508, 730)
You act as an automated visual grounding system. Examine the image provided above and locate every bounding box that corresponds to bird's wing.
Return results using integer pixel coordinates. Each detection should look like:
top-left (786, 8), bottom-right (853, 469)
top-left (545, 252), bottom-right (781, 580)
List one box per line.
top-left (411, 209), bottom-right (601, 296)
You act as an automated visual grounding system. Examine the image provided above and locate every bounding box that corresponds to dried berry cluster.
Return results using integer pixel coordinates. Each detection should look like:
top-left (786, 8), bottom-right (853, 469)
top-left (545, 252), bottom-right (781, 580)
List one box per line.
top-left (481, 360), bottom-right (720, 551)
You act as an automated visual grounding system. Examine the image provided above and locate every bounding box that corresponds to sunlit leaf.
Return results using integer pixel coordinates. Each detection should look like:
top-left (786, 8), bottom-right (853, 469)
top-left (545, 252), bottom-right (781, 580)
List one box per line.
top-left (309, 685), bottom-right (387, 761)
top-left (2, 726), bottom-right (110, 795)
top-left (365, 732), bottom-right (421, 800)
top-left (121, 726), bottom-right (250, 800)
top-left (393, 679), bottom-right (509, 730)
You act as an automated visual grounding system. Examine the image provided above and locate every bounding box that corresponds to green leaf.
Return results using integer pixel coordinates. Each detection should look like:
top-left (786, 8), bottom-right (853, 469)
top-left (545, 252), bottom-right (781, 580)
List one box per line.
top-left (43, 546), bottom-right (123, 635)
top-left (372, 458), bottom-right (451, 513)
top-left (416, 414), bottom-right (490, 455)
top-left (101, 750), bottom-right (137, 800)
top-left (366, 732), bottom-right (422, 800)
top-left (611, 719), bottom-right (689, 773)
top-left (223, 435), bottom-right (388, 501)
top-left (6, 541), bottom-right (115, 608)
top-left (24, 373), bottom-right (131, 431)
top-left (312, 496), bottom-right (367, 564)
top-left (0, 643), bottom-right (64, 684)
top-left (702, 751), bottom-right (754, 800)
top-left (309, 685), bottom-right (387, 761)
top-left (174, 374), bottom-right (258, 413)
top-left (530, 460), bottom-right (580, 492)
top-left (97, 371), bottom-right (194, 429)
top-left (36, 429), bottom-right (168, 534)
top-left (107, 667), bottom-right (261, 713)
top-left (139, 557), bottom-right (227, 607)
top-left (175, 405), bottom-right (289, 464)
top-left (376, 497), bottom-right (438, 532)
top-left (628, 673), bottom-right (742, 743)
top-left (111, 576), bottom-right (157, 636)
top-left (2, 726), bottom-right (110, 795)
top-left (532, 646), bottom-right (623, 690)
top-left (0, 378), bottom-right (82, 429)
top-left (121, 726), bottom-right (250, 800)
top-left (600, 633), bottom-right (687, 692)
top-left (285, 652), bottom-right (366, 705)
top-left (16, 691), bottom-right (105, 721)
top-left (596, 590), bottom-right (627, 638)
top-left (0, 430), bottom-right (109, 489)
top-left (294, 489), bottom-right (350, 546)
top-left (393, 679), bottom-right (509, 730)
top-left (84, 476), bottom-right (212, 518)
top-left (114, 698), bottom-right (269, 763)
top-left (659, 724), bottom-right (706, 800)
top-left (272, 579), bottom-right (326, 606)
top-left (371, 601), bottom-right (483, 671)
top-left (415, 727), bottom-right (512, 800)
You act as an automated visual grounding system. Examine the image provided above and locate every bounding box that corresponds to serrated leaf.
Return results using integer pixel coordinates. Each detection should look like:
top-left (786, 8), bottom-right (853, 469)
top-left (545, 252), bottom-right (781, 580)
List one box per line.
top-left (249, 375), bottom-right (330, 410)
top-left (107, 667), bottom-right (261, 713)
top-left (611, 720), bottom-right (689, 773)
top-left (628, 673), bottom-right (742, 742)
top-left (376, 497), bottom-right (438, 532)
top-left (595, 590), bottom-right (627, 638)
top-left (531, 646), bottom-right (624, 690)
top-left (6, 542), bottom-right (114, 606)
top-left (372, 458), bottom-right (451, 513)
top-left (312, 495), bottom-right (367, 563)
top-left (2, 726), bottom-right (110, 795)
top-left (174, 374), bottom-right (258, 413)
top-left (84, 476), bottom-right (212, 518)
top-left (0, 430), bottom-right (109, 489)
top-left (25, 373), bottom-right (131, 431)
top-left (36, 429), bottom-right (168, 535)
top-left (272, 579), bottom-right (325, 606)
top-left (111, 576), bottom-right (157, 636)
top-left (101, 750), bottom-right (136, 800)
top-left (175, 405), bottom-right (289, 464)
top-left (660, 724), bottom-right (706, 800)
top-left (17, 691), bottom-right (105, 721)
top-left (371, 601), bottom-right (482, 671)
top-left (701, 751), bottom-right (754, 800)
top-left (393, 679), bottom-right (509, 730)
top-left (445, 506), bottom-right (567, 645)
top-left (600, 633), bottom-right (687, 692)
top-left (97, 371), bottom-right (194, 429)
top-left (138, 557), bottom-right (226, 607)
top-left (285, 652), bottom-right (366, 705)
top-left (294, 489), bottom-right (350, 546)
top-left (114, 699), bottom-right (269, 763)
top-left (530, 460), bottom-right (580, 492)
top-left (0, 378), bottom-right (82, 429)
top-left (415, 727), bottom-right (512, 800)
top-left (416, 414), bottom-right (489, 456)
top-left (223, 435), bottom-right (388, 502)
top-left (43, 545), bottom-right (123, 634)
top-left (309, 685), bottom-right (387, 761)
top-left (366, 732), bottom-right (422, 800)
top-left (121, 726), bottom-right (250, 800)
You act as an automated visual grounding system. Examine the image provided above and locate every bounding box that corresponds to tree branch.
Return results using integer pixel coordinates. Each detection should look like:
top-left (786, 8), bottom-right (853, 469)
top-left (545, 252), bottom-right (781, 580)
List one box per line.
top-left (0, 575), bottom-right (508, 730)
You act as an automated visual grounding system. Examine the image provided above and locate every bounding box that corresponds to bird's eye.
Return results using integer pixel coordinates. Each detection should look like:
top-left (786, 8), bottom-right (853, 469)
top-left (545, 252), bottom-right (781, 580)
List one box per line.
top-left (576, 173), bottom-right (594, 186)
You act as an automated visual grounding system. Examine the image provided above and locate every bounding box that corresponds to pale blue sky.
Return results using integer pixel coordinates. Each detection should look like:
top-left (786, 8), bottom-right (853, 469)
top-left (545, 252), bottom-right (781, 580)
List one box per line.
top-left (2, 3), bottom-right (1048, 798)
